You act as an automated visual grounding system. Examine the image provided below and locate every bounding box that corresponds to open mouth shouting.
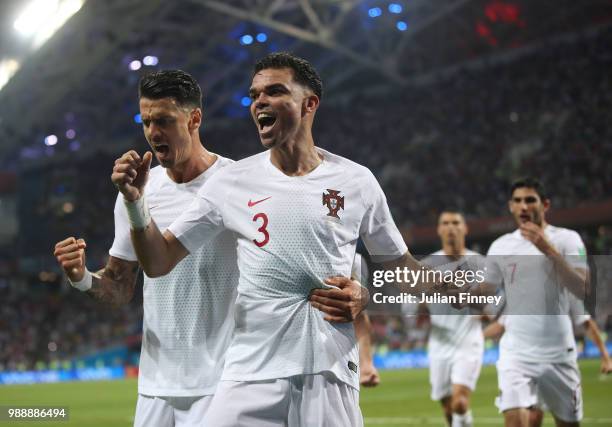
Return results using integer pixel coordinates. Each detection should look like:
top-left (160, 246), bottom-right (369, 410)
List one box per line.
top-left (257, 112), bottom-right (277, 135)
top-left (153, 143), bottom-right (170, 160)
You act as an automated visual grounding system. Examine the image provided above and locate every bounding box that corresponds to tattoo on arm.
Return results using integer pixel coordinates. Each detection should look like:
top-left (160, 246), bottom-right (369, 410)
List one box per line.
top-left (87, 256), bottom-right (140, 306)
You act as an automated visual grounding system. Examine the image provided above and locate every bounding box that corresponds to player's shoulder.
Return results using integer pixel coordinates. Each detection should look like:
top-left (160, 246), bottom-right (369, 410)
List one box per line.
top-left (320, 147), bottom-right (373, 178)
top-left (204, 152), bottom-right (263, 182)
top-left (546, 225), bottom-right (582, 241)
top-left (220, 151), bottom-right (265, 173)
top-left (487, 230), bottom-right (520, 254)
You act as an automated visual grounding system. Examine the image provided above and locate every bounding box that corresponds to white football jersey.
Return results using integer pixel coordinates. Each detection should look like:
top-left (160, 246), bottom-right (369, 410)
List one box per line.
top-left (568, 293), bottom-right (590, 327)
top-left (422, 250), bottom-right (484, 359)
top-left (486, 225), bottom-right (587, 363)
top-left (168, 148), bottom-right (407, 390)
top-left (110, 155), bottom-right (238, 396)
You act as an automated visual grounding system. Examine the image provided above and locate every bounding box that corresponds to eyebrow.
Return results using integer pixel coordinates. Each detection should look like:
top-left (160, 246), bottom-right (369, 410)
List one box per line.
top-left (249, 83), bottom-right (289, 97)
top-left (512, 196), bottom-right (538, 202)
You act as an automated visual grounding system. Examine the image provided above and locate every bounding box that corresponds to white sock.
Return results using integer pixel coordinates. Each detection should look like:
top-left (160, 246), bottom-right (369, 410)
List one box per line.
top-left (451, 410), bottom-right (473, 427)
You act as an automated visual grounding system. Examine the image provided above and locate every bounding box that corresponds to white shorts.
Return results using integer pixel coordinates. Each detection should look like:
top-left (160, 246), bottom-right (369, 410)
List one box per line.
top-left (203, 373), bottom-right (362, 427)
top-left (134, 394), bottom-right (214, 427)
top-left (495, 359), bottom-right (582, 423)
top-left (429, 356), bottom-right (482, 401)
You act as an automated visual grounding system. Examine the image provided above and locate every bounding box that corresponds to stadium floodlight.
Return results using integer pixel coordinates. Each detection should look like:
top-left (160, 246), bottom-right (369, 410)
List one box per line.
top-left (0, 59), bottom-right (20, 91)
top-left (134, 113), bottom-right (142, 124)
top-left (143, 55), bottom-right (159, 66)
top-left (44, 135), bottom-right (58, 146)
top-left (396, 21), bottom-right (408, 31)
top-left (256, 33), bottom-right (268, 43)
top-left (129, 60), bottom-right (142, 71)
top-left (65, 129), bottom-right (76, 139)
top-left (14, 0), bottom-right (84, 49)
top-left (388, 3), bottom-right (403, 14)
top-left (240, 34), bottom-right (254, 45)
top-left (368, 7), bottom-right (382, 18)
top-left (241, 96), bottom-right (252, 107)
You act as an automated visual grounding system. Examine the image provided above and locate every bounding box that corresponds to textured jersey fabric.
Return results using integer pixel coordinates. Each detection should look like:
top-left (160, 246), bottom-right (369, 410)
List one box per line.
top-left (110, 155), bottom-right (238, 396)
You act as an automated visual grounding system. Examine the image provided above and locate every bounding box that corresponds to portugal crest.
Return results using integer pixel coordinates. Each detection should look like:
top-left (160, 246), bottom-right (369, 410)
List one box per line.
top-left (322, 189), bottom-right (344, 219)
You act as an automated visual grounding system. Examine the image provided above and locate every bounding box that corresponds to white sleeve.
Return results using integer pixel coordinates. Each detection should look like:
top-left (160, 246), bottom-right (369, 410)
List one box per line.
top-left (561, 230), bottom-right (588, 270)
top-left (167, 178), bottom-right (226, 254)
top-left (108, 193), bottom-right (137, 261)
top-left (358, 171), bottom-right (407, 262)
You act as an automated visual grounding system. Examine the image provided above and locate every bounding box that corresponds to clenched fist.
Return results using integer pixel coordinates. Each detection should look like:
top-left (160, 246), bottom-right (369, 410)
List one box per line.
top-left (53, 237), bottom-right (87, 282)
top-left (111, 150), bottom-right (153, 201)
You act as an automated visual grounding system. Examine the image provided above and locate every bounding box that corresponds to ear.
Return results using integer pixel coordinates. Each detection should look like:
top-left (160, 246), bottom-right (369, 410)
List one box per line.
top-left (507, 199), bottom-right (513, 214)
top-left (302, 94), bottom-right (319, 115)
top-left (542, 198), bottom-right (550, 213)
top-left (189, 108), bottom-right (202, 132)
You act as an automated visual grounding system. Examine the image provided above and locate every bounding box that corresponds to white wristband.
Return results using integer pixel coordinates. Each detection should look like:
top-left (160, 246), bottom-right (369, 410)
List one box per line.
top-left (124, 195), bottom-right (152, 230)
top-left (69, 269), bottom-right (93, 292)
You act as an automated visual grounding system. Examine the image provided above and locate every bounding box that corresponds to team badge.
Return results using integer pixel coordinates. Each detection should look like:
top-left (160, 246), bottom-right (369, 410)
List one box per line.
top-left (322, 189), bottom-right (344, 219)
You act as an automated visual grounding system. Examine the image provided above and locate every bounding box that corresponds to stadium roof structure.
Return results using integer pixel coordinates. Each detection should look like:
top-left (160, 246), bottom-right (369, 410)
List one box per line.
top-left (0, 0), bottom-right (610, 168)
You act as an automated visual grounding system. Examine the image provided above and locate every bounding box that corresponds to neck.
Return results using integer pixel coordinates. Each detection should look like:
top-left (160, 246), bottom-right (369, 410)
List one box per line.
top-left (442, 242), bottom-right (465, 258)
top-left (269, 132), bottom-right (321, 176)
top-left (167, 141), bottom-right (216, 183)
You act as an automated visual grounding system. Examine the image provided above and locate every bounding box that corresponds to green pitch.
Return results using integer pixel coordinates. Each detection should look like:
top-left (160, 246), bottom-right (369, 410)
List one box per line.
top-left (0, 360), bottom-right (609, 426)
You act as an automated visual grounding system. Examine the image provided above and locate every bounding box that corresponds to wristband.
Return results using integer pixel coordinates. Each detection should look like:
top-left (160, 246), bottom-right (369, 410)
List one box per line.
top-left (124, 195), bottom-right (151, 230)
top-left (69, 269), bottom-right (93, 292)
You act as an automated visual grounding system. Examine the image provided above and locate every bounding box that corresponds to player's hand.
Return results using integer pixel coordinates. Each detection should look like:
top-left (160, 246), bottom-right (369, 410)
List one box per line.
top-left (360, 361), bottom-right (380, 387)
top-left (520, 222), bottom-right (555, 256)
top-left (601, 358), bottom-right (612, 374)
top-left (111, 150), bottom-right (152, 202)
top-left (309, 276), bottom-right (369, 322)
top-left (53, 237), bottom-right (87, 282)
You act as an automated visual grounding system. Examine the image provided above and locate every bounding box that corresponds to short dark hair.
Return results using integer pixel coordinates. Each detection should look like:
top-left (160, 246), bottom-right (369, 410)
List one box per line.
top-left (138, 70), bottom-right (202, 109)
top-left (253, 52), bottom-right (323, 99)
top-left (439, 208), bottom-right (465, 219)
top-left (510, 177), bottom-right (548, 200)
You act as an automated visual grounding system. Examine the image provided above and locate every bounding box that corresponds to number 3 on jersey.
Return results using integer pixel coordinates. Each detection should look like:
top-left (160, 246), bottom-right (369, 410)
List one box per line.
top-left (252, 213), bottom-right (270, 247)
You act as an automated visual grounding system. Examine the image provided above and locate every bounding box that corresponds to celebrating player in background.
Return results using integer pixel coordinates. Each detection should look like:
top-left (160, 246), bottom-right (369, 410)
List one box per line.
top-left (484, 298), bottom-right (612, 427)
top-left (486, 178), bottom-right (588, 427)
top-left (54, 69), bottom-right (365, 427)
top-left (412, 210), bottom-right (485, 427)
top-left (112, 52), bottom-right (441, 426)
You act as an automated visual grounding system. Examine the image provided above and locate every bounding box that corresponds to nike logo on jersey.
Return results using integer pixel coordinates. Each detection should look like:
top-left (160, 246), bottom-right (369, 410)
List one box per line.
top-left (248, 196), bottom-right (272, 207)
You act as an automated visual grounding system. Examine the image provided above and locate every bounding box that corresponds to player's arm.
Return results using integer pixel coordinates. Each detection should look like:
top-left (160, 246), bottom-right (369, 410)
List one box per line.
top-left (111, 150), bottom-right (188, 277)
top-left (355, 311), bottom-right (380, 387)
top-left (583, 319), bottom-right (612, 374)
top-left (54, 237), bottom-right (139, 307)
top-left (483, 320), bottom-right (505, 340)
top-left (130, 227), bottom-right (188, 278)
top-left (519, 222), bottom-right (588, 299)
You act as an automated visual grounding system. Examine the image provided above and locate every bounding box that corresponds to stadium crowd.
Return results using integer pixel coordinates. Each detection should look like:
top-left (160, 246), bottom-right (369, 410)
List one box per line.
top-left (1, 27), bottom-right (611, 371)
